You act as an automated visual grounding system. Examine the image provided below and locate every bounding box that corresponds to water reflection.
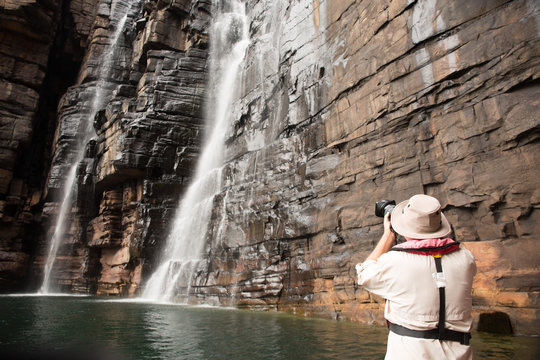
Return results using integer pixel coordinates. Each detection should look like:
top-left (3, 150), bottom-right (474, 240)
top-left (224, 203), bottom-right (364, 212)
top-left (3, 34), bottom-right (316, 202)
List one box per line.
top-left (139, 306), bottom-right (388, 360)
top-left (472, 331), bottom-right (540, 360)
top-left (1, 296), bottom-right (538, 360)
top-left (143, 305), bottom-right (204, 359)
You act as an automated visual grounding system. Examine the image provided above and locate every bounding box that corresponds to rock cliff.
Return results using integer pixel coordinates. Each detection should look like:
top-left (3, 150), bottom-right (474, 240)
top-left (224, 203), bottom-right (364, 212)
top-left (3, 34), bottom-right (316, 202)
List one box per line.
top-left (0, 0), bottom-right (538, 335)
top-left (194, 0), bottom-right (540, 335)
top-left (35, 0), bottom-right (211, 295)
top-left (0, 0), bottom-right (72, 290)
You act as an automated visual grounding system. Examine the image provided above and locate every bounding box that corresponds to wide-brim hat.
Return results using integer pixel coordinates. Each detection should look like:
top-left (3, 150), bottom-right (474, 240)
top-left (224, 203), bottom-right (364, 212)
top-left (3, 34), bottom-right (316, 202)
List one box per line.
top-left (390, 194), bottom-right (452, 239)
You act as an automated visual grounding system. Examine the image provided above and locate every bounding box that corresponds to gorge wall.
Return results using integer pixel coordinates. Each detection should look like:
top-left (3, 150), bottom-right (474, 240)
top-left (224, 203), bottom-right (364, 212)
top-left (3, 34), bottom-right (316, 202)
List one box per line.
top-left (0, 0), bottom-right (82, 290)
top-left (0, 0), bottom-right (538, 335)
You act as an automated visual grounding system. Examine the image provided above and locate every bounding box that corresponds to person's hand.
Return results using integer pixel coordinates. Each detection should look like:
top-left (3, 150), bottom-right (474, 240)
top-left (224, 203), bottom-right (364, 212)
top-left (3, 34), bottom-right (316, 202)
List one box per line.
top-left (383, 212), bottom-right (392, 235)
top-left (383, 212), bottom-right (395, 245)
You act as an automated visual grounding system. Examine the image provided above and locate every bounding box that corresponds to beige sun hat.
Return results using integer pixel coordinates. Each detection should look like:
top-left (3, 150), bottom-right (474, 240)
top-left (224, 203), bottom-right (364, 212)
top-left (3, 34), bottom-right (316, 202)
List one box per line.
top-left (390, 194), bottom-right (452, 239)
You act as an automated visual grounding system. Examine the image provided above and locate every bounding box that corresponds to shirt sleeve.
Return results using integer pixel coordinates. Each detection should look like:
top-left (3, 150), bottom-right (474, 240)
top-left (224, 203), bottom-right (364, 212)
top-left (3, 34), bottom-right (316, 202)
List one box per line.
top-left (356, 253), bottom-right (395, 300)
top-left (464, 248), bottom-right (477, 276)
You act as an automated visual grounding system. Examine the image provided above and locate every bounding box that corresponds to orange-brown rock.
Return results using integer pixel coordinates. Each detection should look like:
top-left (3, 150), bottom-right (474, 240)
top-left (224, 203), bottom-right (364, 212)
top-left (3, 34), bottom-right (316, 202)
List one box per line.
top-left (187, 0), bottom-right (539, 336)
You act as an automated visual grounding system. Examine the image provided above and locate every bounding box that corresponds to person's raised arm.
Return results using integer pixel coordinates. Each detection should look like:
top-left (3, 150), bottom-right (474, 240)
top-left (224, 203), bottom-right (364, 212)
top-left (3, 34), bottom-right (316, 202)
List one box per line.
top-left (365, 212), bottom-right (395, 262)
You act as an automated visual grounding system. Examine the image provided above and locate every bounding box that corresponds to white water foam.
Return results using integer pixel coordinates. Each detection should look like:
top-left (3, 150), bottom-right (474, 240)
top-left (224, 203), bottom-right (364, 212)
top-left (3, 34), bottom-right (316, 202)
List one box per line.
top-left (1, 293), bottom-right (89, 297)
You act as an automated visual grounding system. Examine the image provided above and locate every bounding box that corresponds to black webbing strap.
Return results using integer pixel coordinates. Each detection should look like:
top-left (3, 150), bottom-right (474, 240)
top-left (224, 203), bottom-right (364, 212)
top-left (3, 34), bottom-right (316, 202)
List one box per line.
top-left (387, 255), bottom-right (471, 345)
top-left (388, 323), bottom-right (471, 345)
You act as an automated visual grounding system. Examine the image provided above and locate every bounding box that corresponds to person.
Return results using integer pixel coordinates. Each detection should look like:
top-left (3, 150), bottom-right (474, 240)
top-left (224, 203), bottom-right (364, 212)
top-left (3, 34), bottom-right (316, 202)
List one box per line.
top-left (356, 194), bottom-right (477, 360)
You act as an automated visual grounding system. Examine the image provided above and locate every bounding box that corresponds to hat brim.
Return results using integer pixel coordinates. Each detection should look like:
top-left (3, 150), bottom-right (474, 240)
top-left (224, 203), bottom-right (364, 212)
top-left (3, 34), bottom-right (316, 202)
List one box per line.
top-left (390, 199), bottom-right (452, 239)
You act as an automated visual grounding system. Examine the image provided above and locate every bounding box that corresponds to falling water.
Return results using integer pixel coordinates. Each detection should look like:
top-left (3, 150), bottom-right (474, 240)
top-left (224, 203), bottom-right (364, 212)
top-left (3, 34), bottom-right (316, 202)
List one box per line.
top-left (142, 0), bottom-right (250, 302)
top-left (40, 1), bottom-right (137, 294)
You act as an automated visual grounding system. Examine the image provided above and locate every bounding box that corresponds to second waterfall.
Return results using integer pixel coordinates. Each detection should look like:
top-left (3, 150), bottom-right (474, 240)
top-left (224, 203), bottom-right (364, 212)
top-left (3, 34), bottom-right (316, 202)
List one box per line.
top-left (142, 0), bottom-right (250, 302)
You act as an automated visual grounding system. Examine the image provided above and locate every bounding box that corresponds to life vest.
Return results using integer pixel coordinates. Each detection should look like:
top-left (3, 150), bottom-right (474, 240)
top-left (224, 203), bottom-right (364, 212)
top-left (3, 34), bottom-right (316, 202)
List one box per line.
top-left (387, 238), bottom-right (471, 345)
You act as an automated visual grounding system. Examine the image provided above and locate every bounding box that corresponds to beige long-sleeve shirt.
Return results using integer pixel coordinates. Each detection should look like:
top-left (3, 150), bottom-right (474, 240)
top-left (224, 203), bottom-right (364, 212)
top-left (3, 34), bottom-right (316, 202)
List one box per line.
top-left (357, 248), bottom-right (477, 359)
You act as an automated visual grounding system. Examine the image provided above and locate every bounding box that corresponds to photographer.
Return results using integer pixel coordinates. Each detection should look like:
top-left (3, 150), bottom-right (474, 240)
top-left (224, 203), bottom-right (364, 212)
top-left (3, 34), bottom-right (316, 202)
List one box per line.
top-left (356, 194), bottom-right (476, 360)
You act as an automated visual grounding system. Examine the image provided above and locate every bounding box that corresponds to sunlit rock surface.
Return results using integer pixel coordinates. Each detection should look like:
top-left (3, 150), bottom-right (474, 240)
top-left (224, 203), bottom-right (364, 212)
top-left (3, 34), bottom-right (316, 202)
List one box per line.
top-left (0, 0), bottom-right (538, 335)
top-left (191, 0), bottom-right (539, 335)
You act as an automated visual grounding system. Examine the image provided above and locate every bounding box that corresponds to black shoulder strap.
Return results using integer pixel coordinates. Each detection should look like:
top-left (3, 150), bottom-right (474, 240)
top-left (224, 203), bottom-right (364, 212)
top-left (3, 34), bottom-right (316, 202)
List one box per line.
top-left (434, 255), bottom-right (445, 339)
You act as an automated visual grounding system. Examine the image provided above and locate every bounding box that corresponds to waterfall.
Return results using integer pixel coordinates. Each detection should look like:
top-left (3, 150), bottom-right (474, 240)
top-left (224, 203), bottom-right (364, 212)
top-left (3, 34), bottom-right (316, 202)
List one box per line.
top-left (39, 0), bottom-right (138, 294)
top-left (142, 0), bottom-right (250, 302)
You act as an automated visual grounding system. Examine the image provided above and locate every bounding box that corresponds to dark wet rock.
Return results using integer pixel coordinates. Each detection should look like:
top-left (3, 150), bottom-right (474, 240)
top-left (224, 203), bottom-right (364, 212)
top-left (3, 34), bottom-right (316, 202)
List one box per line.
top-left (477, 312), bottom-right (513, 334)
top-left (0, 0), bottom-right (64, 291)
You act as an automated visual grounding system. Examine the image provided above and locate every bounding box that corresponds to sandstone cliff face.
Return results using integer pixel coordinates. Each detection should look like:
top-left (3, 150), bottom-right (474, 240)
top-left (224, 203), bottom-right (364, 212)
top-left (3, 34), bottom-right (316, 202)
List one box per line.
top-left (33, 0), bottom-right (211, 295)
top-left (1, 0), bottom-right (102, 290)
top-left (1, 0), bottom-right (210, 292)
top-left (0, 0), bottom-right (538, 335)
top-left (188, 0), bottom-right (539, 335)
top-left (0, 0), bottom-right (63, 290)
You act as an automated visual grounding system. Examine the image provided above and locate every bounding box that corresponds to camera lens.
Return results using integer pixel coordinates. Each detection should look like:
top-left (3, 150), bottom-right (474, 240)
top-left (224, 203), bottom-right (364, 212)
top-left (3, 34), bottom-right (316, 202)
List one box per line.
top-left (375, 200), bottom-right (396, 217)
top-left (385, 204), bottom-right (395, 216)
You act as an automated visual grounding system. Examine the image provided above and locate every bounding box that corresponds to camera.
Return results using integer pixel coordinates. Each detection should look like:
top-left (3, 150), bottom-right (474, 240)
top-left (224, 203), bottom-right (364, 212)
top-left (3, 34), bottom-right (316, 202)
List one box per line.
top-left (375, 200), bottom-right (396, 218)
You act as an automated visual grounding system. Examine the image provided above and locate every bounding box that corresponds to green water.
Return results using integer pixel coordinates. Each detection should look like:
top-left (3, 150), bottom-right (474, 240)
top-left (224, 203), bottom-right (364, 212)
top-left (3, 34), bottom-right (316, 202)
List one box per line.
top-left (0, 296), bottom-right (538, 359)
